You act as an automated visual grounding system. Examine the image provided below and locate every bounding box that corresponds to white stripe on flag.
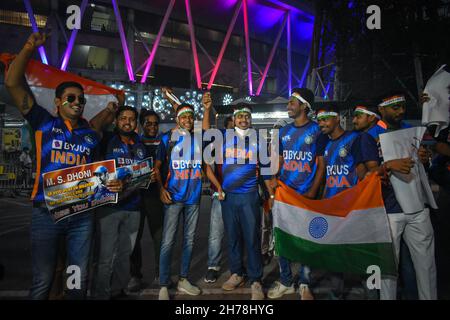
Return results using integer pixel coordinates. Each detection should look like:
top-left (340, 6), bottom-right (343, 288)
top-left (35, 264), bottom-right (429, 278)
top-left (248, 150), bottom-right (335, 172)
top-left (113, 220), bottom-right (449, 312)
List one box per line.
top-left (273, 201), bottom-right (391, 245)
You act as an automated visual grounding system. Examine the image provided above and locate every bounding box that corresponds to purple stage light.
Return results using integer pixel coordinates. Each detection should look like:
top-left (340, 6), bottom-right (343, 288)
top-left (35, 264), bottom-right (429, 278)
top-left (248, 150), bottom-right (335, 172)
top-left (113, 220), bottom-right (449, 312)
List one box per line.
top-left (141, 0), bottom-right (175, 84)
top-left (60, 0), bottom-right (88, 71)
top-left (111, 0), bottom-right (135, 82)
top-left (287, 11), bottom-right (292, 95)
top-left (243, 0), bottom-right (253, 96)
top-left (185, 0), bottom-right (202, 89)
top-left (256, 12), bottom-right (288, 95)
top-left (208, 0), bottom-right (243, 90)
top-left (23, 0), bottom-right (48, 65)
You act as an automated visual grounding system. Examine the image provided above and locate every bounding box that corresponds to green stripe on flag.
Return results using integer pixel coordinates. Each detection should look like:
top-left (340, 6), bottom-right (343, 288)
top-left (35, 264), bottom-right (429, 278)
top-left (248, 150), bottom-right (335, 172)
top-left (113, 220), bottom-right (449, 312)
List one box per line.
top-left (274, 227), bottom-right (397, 276)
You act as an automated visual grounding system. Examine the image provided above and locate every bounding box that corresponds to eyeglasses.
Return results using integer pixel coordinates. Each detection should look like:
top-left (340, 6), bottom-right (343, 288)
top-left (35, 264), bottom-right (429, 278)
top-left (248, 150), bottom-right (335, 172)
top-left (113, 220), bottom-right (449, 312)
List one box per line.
top-left (66, 94), bottom-right (86, 105)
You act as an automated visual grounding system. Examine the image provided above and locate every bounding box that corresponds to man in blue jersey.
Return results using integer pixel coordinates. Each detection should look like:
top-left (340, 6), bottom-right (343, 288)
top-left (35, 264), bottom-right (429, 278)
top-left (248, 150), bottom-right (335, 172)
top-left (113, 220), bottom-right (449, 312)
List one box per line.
top-left (155, 103), bottom-right (223, 300)
top-left (92, 105), bottom-right (150, 300)
top-left (4, 33), bottom-right (121, 299)
top-left (352, 102), bottom-right (420, 299)
top-left (206, 103), bottom-right (273, 300)
top-left (128, 109), bottom-right (164, 292)
top-left (317, 104), bottom-right (379, 299)
top-left (368, 92), bottom-right (437, 300)
top-left (317, 105), bottom-right (379, 199)
top-left (267, 88), bottom-right (327, 300)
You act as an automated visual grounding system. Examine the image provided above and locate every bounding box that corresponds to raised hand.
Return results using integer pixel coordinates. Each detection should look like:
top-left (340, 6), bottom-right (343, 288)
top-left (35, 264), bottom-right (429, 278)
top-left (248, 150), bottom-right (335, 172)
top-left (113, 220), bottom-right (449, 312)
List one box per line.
top-left (24, 32), bottom-right (47, 51)
top-left (202, 92), bottom-right (212, 110)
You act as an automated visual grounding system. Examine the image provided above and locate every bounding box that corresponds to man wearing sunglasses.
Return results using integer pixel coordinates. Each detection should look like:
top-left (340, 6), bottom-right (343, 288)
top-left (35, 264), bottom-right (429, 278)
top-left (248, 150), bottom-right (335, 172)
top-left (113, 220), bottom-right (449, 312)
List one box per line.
top-left (4, 32), bottom-right (122, 299)
top-left (369, 92), bottom-right (437, 300)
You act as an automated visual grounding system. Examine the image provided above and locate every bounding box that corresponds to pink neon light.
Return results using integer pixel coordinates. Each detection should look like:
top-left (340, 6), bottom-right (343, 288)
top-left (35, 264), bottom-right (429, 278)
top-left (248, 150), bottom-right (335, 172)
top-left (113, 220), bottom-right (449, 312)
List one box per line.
top-left (141, 0), bottom-right (176, 84)
top-left (207, 0), bottom-right (242, 90)
top-left (243, 0), bottom-right (253, 95)
top-left (111, 0), bottom-right (135, 82)
top-left (185, 0), bottom-right (202, 89)
top-left (60, 0), bottom-right (88, 71)
top-left (23, 0), bottom-right (48, 65)
top-left (256, 12), bottom-right (288, 95)
top-left (287, 11), bottom-right (292, 95)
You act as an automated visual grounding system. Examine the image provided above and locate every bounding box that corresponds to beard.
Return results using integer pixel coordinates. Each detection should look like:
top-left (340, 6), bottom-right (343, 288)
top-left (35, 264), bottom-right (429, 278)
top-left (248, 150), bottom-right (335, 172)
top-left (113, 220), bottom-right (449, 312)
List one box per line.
top-left (117, 128), bottom-right (135, 136)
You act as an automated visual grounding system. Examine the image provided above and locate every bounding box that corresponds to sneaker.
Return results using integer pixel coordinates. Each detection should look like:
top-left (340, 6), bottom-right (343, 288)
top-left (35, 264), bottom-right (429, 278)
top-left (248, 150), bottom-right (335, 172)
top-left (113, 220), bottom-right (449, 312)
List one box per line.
top-left (204, 268), bottom-right (219, 283)
top-left (299, 284), bottom-right (314, 300)
top-left (158, 287), bottom-right (169, 300)
top-left (222, 273), bottom-right (244, 291)
top-left (267, 281), bottom-right (295, 299)
top-left (251, 282), bottom-right (265, 300)
top-left (177, 278), bottom-right (201, 296)
top-left (127, 276), bottom-right (142, 292)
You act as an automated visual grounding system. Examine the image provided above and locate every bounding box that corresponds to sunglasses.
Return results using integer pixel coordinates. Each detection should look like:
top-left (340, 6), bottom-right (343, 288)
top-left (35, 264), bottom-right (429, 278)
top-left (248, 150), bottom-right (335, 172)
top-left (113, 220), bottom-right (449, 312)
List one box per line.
top-left (65, 94), bottom-right (86, 105)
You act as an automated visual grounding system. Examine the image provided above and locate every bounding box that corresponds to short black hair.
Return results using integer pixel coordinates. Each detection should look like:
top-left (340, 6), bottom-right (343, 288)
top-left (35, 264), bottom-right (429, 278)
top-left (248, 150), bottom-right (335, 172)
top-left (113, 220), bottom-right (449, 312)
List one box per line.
top-left (116, 105), bottom-right (138, 120)
top-left (55, 81), bottom-right (84, 98)
top-left (139, 109), bottom-right (160, 126)
top-left (291, 87), bottom-right (315, 109)
top-left (317, 103), bottom-right (339, 114)
top-left (223, 116), bottom-right (233, 127)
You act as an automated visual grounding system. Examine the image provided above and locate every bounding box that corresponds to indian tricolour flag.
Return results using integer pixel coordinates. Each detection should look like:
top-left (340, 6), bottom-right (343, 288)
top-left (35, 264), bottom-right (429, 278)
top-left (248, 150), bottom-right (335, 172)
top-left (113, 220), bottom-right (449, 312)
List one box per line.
top-left (1, 53), bottom-right (123, 121)
top-left (273, 174), bottom-right (397, 276)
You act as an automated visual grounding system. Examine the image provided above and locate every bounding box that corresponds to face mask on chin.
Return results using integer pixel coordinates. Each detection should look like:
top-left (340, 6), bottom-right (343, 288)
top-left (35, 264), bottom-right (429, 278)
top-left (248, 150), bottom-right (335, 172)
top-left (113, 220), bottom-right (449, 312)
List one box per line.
top-left (235, 126), bottom-right (250, 137)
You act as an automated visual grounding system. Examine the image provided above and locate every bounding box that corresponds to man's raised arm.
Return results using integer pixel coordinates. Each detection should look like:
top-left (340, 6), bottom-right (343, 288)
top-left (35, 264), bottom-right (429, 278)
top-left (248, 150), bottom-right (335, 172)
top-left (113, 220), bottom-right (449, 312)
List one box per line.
top-left (5, 32), bottom-right (47, 115)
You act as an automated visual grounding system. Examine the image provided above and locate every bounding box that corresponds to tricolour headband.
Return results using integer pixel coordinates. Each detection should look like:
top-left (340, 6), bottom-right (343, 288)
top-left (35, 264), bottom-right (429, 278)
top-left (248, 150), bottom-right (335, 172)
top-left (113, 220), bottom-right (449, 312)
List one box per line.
top-left (177, 106), bottom-right (194, 118)
top-left (291, 92), bottom-right (311, 109)
top-left (233, 107), bottom-right (252, 116)
top-left (317, 111), bottom-right (338, 119)
top-left (354, 106), bottom-right (381, 119)
top-left (378, 95), bottom-right (406, 107)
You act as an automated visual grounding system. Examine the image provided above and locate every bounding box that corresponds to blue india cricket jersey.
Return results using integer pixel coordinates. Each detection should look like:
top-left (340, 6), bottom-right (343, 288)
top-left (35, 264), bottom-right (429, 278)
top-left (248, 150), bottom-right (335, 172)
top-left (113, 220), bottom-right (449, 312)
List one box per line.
top-left (278, 121), bottom-right (327, 194)
top-left (367, 120), bottom-right (412, 213)
top-left (157, 129), bottom-right (204, 205)
top-left (101, 131), bottom-right (147, 210)
top-left (221, 129), bottom-right (271, 193)
top-left (24, 103), bottom-right (100, 204)
top-left (323, 131), bottom-right (378, 199)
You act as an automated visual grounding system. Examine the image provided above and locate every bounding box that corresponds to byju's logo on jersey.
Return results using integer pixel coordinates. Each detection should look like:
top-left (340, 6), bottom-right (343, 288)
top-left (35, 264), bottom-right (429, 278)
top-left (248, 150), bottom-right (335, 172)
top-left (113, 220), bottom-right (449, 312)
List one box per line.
top-left (339, 146), bottom-right (348, 158)
top-left (305, 135), bottom-right (313, 145)
top-left (52, 140), bottom-right (63, 149)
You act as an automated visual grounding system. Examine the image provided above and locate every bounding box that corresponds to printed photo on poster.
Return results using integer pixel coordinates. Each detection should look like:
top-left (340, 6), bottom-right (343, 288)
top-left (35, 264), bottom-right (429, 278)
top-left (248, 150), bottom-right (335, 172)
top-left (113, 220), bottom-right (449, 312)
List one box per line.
top-left (43, 160), bottom-right (118, 222)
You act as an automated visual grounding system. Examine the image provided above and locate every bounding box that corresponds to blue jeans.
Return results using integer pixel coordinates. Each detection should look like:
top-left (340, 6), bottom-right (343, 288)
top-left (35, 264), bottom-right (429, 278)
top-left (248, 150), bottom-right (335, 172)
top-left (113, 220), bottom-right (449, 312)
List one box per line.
top-left (30, 207), bottom-right (93, 300)
top-left (278, 256), bottom-right (310, 286)
top-left (159, 203), bottom-right (200, 286)
top-left (221, 191), bottom-right (262, 283)
top-left (207, 197), bottom-right (224, 269)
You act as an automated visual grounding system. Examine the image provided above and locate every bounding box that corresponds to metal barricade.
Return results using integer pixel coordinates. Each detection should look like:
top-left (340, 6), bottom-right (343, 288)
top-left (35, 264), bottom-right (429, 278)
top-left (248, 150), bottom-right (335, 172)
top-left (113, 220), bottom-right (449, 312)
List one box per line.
top-left (0, 162), bottom-right (33, 197)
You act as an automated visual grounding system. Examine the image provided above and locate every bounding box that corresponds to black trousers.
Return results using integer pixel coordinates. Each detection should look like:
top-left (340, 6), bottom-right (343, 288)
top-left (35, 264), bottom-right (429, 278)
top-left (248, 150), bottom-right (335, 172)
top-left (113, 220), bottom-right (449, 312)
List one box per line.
top-left (130, 192), bottom-right (164, 279)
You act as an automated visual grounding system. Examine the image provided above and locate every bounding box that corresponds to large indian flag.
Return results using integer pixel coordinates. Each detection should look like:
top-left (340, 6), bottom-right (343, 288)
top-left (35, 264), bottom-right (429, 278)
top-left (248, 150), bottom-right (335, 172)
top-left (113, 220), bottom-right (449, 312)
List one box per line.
top-left (273, 174), bottom-right (397, 276)
top-left (1, 53), bottom-right (123, 121)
